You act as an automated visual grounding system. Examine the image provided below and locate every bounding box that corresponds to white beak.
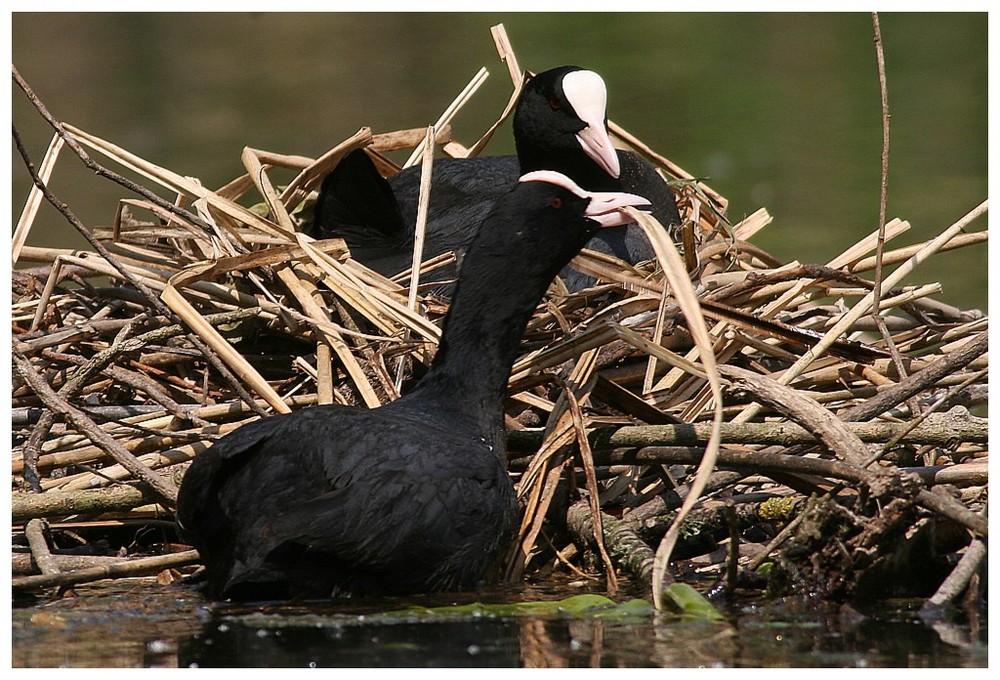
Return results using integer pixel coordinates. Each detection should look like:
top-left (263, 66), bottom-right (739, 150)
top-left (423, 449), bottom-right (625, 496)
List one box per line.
top-left (519, 170), bottom-right (649, 227)
top-left (563, 69), bottom-right (621, 179)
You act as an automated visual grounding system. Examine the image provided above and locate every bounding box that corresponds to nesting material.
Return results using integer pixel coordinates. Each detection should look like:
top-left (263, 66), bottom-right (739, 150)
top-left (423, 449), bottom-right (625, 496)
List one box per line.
top-left (11, 29), bottom-right (988, 607)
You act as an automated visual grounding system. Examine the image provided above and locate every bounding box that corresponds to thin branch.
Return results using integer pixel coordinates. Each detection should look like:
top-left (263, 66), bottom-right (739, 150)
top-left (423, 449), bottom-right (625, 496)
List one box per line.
top-left (870, 12), bottom-right (892, 320)
top-left (25, 519), bottom-right (61, 576)
top-left (507, 413), bottom-right (987, 450)
top-left (839, 331), bottom-right (988, 423)
top-left (12, 550), bottom-right (200, 592)
top-left (869, 12), bottom-right (915, 407)
top-left (922, 537), bottom-right (987, 610)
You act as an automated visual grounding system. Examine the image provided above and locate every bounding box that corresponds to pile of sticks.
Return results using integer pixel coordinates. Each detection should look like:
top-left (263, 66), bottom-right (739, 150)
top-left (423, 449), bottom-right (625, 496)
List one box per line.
top-left (11, 27), bottom-right (987, 610)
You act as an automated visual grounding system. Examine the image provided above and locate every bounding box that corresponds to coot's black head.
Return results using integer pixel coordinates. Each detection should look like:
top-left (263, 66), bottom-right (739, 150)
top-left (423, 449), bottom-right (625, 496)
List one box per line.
top-left (513, 66), bottom-right (620, 185)
top-left (464, 170), bottom-right (648, 283)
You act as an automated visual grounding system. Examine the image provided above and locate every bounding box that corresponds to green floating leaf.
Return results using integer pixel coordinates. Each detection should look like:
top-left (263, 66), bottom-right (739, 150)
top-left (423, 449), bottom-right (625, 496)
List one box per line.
top-left (553, 594), bottom-right (617, 615)
top-left (592, 598), bottom-right (656, 620)
top-left (661, 583), bottom-right (724, 621)
top-left (385, 594), bottom-right (653, 620)
top-left (224, 594), bottom-right (658, 632)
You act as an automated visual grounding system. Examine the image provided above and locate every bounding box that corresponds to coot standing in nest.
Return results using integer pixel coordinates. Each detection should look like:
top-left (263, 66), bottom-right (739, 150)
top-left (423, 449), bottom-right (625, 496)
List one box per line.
top-left (306, 65), bottom-right (679, 291)
top-left (176, 171), bottom-right (650, 600)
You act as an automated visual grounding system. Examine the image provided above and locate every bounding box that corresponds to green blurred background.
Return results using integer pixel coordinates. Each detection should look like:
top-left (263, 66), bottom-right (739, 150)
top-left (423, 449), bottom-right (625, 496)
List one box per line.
top-left (11, 12), bottom-right (988, 310)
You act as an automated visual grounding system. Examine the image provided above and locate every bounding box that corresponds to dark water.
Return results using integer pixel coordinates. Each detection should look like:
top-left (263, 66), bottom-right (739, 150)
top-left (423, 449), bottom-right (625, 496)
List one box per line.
top-left (10, 577), bottom-right (987, 668)
top-left (10, 12), bottom-right (988, 310)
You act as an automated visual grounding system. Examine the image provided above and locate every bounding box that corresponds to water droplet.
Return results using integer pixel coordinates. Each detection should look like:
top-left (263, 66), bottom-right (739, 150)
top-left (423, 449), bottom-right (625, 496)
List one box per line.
top-left (146, 639), bottom-right (172, 654)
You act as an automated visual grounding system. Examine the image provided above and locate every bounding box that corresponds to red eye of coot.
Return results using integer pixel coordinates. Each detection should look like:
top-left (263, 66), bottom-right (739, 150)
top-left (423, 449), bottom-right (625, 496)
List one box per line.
top-left (550, 197), bottom-right (563, 209)
top-left (548, 97), bottom-right (561, 110)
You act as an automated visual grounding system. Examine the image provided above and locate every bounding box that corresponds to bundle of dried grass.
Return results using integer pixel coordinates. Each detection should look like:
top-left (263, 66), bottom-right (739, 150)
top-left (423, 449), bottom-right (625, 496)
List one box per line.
top-left (11, 26), bottom-right (987, 609)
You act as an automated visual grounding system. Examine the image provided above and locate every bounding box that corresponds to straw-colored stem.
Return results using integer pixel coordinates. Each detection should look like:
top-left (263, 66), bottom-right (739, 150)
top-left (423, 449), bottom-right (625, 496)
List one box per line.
top-left (13, 133), bottom-right (63, 265)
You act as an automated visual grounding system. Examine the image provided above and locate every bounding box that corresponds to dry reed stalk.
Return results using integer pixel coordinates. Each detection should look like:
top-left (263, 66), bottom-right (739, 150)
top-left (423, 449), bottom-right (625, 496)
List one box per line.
top-left (568, 250), bottom-right (658, 293)
top-left (17, 247), bottom-right (174, 284)
top-left (64, 124), bottom-right (289, 240)
top-left (656, 217), bottom-right (923, 423)
top-left (16, 421), bottom-right (242, 478)
top-left (509, 324), bottom-right (619, 384)
top-left (511, 351), bottom-right (608, 575)
top-left (282, 262), bottom-right (381, 408)
top-left (468, 71), bottom-right (527, 158)
top-left (642, 286), bottom-right (672, 393)
top-left (392, 126), bottom-right (438, 389)
top-left (242, 147), bottom-right (297, 233)
top-left (491, 23), bottom-right (522, 86)
top-left (461, 25), bottom-right (528, 158)
top-left (51, 439), bottom-right (214, 492)
top-left (403, 67), bottom-right (489, 167)
top-left (28, 257), bottom-right (65, 332)
top-left (161, 283), bottom-right (289, 413)
top-left (728, 207), bottom-right (773, 243)
top-left (298, 242), bottom-right (440, 342)
top-left (391, 251), bottom-right (460, 287)
top-left (562, 352), bottom-right (618, 594)
top-left (372, 126), bottom-right (453, 155)
top-left (743, 220), bottom-right (913, 327)
top-left (609, 120), bottom-right (728, 215)
top-left (850, 230), bottom-right (988, 274)
top-left (12, 133), bottom-right (63, 265)
top-left (279, 127), bottom-right (373, 210)
top-left (407, 126), bottom-right (437, 314)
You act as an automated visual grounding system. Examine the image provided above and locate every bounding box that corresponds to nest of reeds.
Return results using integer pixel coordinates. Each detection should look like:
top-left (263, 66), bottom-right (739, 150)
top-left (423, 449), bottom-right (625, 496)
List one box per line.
top-left (11, 27), bottom-right (988, 611)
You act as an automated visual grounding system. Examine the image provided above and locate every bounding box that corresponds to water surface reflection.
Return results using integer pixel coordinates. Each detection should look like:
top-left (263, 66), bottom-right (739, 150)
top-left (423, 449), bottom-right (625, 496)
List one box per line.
top-left (11, 578), bottom-right (987, 668)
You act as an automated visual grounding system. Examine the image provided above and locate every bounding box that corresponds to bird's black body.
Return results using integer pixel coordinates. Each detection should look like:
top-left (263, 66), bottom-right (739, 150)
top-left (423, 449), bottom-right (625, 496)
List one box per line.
top-left (176, 403), bottom-right (516, 600)
top-left (307, 66), bottom-right (680, 291)
top-left (176, 177), bottom-right (646, 601)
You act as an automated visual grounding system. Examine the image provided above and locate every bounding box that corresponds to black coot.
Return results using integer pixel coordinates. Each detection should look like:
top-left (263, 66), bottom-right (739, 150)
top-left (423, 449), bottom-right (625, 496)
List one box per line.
top-left (307, 65), bottom-right (680, 291)
top-left (176, 172), bottom-right (650, 600)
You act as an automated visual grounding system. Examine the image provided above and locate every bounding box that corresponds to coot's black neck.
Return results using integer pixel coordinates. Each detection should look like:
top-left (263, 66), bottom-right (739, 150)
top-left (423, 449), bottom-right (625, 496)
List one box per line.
top-left (406, 219), bottom-right (588, 438)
